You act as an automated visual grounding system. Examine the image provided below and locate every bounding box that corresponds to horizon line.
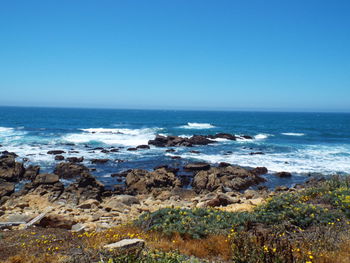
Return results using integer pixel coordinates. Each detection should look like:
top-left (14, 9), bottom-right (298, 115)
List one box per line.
top-left (0, 104), bottom-right (349, 114)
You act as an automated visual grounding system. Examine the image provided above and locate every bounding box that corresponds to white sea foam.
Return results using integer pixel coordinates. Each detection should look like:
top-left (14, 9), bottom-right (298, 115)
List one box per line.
top-left (254, 134), bottom-right (271, 140)
top-left (0, 127), bottom-right (14, 133)
top-left (171, 144), bottom-right (350, 174)
top-left (179, 122), bottom-right (215, 129)
top-left (63, 127), bottom-right (161, 147)
top-left (281, 132), bottom-right (305, 136)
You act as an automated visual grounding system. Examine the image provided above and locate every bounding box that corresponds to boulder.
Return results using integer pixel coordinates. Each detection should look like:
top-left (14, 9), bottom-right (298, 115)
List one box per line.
top-left (184, 162), bottom-right (211, 171)
top-left (107, 195), bottom-right (140, 206)
top-left (148, 134), bottom-right (215, 147)
top-left (55, 155), bottom-right (65, 161)
top-left (0, 154), bottom-right (25, 182)
top-left (125, 168), bottom-right (181, 194)
top-left (77, 199), bottom-right (100, 209)
top-left (251, 167), bottom-right (268, 175)
top-left (54, 162), bottom-right (90, 179)
top-left (91, 159), bottom-right (109, 164)
top-left (38, 214), bottom-right (76, 229)
top-left (136, 145), bottom-right (150, 149)
top-left (103, 238), bottom-right (145, 250)
top-left (23, 165), bottom-right (40, 180)
top-left (0, 181), bottom-right (15, 197)
top-left (275, 171), bottom-right (292, 178)
top-left (47, 150), bottom-right (65, 155)
top-left (127, 148), bottom-right (138, 151)
top-left (33, 173), bottom-right (59, 185)
top-left (192, 165), bottom-right (266, 193)
top-left (66, 157), bottom-right (84, 163)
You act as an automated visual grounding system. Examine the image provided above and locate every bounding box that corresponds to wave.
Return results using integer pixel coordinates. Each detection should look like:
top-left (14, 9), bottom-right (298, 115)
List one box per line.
top-left (63, 127), bottom-right (161, 146)
top-left (171, 144), bottom-right (350, 174)
top-left (179, 122), bottom-right (215, 129)
top-left (254, 134), bottom-right (271, 140)
top-left (281, 132), bottom-right (305, 136)
top-left (0, 127), bottom-right (14, 133)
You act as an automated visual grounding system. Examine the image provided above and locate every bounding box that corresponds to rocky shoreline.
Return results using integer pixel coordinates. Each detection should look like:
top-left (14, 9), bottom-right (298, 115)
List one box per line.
top-left (0, 143), bottom-right (301, 233)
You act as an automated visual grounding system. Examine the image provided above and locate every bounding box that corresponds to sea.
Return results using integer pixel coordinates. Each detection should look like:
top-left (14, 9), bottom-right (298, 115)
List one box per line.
top-left (1, 106), bottom-right (349, 189)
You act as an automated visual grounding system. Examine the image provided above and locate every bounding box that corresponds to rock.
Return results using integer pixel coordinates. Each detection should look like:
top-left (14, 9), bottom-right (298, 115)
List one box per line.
top-left (55, 155), bottom-right (65, 161)
top-left (153, 165), bottom-right (179, 175)
top-left (91, 159), bottom-right (109, 164)
top-left (165, 149), bottom-right (176, 153)
top-left (38, 214), bottom-right (76, 229)
top-left (206, 194), bottom-right (240, 207)
top-left (208, 133), bottom-right (237, 140)
top-left (110, 149), bottom-right (119, 153)
top-left (241, 135), bottom-right (253, 139)
top-left (136, 145), bottom-right (150, 149)
top-left (103, 238), bottom-right (145, 250)
top-left (61, 173), bottom-right (105, 203)
top-left (125, 168), bottom-right (181, 194)
top-left (218, 162), bottom-right (231, 168)
top-left (67, 157), bottom-right (84, 163)
top-left (171, 156), bottom-right (181, 159)
top-left (190, 150), bottom-right (200, 154)
top-left (33, 173), bottom-right (59, 185)
top-left (23, 165), bottom-right (40, 180)
top-left (250, 152), bottom-right (265, 155)
top-left (275, 172), bottom-right (292, 178)
top-left (101, 149), bottom-right (110, 153)
top-left (77, 199), bottom-right (100, 209)
top-left (0, 154), bottom-right (25, 182)
top-left (47, 150), bottom-right (65, 155)
top-left (148, 134), bottom-right (215, 147)
top-left (251, 167), bottom-right (268, 175)
top-left (127, 148), bottom-right (138, 151)
top-left (184, 162), bottom-right (211, 171)
top-left (0, 181), bottom-right (15, 197)
top-left (107, 195), bottom-right (140, 206)
top-left (192, 165), bottom-right (266, 193)
top-left (54, 162), bottom-right (90, 179)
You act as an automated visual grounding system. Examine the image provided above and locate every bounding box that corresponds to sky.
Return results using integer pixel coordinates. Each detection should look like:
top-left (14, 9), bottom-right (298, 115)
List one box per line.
top-left (0, 0), bottom-right (349, 112)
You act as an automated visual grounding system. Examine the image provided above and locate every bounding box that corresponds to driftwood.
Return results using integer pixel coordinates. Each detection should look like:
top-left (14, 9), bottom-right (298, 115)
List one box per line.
top-left (0, 206), bottom-right (53, 229)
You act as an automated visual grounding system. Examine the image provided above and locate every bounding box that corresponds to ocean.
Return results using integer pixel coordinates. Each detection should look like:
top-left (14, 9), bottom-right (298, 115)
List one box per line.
top-left (1, 106), bottom-right (349, 189)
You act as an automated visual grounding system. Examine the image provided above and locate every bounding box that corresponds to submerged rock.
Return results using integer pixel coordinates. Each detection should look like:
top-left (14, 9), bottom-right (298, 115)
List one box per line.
top-left (47, 150), bottom-right (66, 155)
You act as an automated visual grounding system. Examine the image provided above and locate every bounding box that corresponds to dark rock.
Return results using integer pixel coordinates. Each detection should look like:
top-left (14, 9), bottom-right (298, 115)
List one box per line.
top-left (23, 165), bottom-right (40, 180)
top-left (101, 149), bottom-right (110, 153)
top-left (91, 159), bottom-right (109, 164)
top-left (184, 162), bottom-right (211, 171)
top-left (55, 155), bottom-right (65, 161)
top-left (209, 133), bottom-right (237, 140)
top-left (171, 156), bottom-right (181, 159)
top-left (110, 149), bottom-right (119, 152)
top-left (249, 152), bottom-right (265, 155)
top-left (153, 165), bottom-right (179, 174)
top-left (47, 150), bottom-right (65, 155)
top-left (54, 162), bottom-right (90, 179)
top-left (241, 135), bottom-right (253, 139)
top-left (0, 180), bottom-right (15, 197)
top-left (0, 154), bottom-right (25, 182)
top-left (33, 173), bottom-right (59, 185)
top-left (190, 150), bottom-right (201, 154)
top-left (275, 171), bottom-right (292, 178)
top-left (148, 134), bottom-right (215, 147)
top-left (127, 148), bottom-right (138, 151)
top-left (206, 193), bottom-right (239, 207)
top-left (68, 150), bottom-right (80, 153)
top-left (218, 162), bottom-right (231, 168)
top-left (67, 157), bottom-right (84, 163)
top-left (165, 149), bottom-right (176, 153)
top-left (251, 167), bottom-right (268, 175)
top-left (136, 145), bottom-right (150, 149)
top-left (38, 215), bottom-right (76, 229)
top-left (92, 147), bottom-right (104, 150)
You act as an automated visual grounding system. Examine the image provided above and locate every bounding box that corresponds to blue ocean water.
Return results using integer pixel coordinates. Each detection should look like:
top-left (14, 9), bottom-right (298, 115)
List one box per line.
top-left (0, 106), bottom-right (349, 188)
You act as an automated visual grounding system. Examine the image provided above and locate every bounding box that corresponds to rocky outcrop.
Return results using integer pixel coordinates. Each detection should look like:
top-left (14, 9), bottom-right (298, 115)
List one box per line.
top-left (53, 162), bottom-right (90, 179)
top-left (0, 154), bottom-right (25, 182)
top-left (125, 168), bottom-right (181, 194)
top-left (251, 167), bottom-right (268, 176)
top-left (33, 173), bottom-right (59, 185)
top-left (91, 159), bottom-right (109, 164)
top-left (148, 133), bottom-right (253, 147)
top-left (61, 173), bottom-right (105, 203)
top-left (192, 165), bottom-right (266, 193)
top-left (148, 135), bottom-right (215, 147)
top-left (66, 157), bottom-right (84, 163)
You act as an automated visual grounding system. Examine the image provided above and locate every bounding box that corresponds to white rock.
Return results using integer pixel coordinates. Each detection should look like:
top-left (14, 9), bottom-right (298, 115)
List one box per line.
top-left (104, 238), bottom-right (145, 250)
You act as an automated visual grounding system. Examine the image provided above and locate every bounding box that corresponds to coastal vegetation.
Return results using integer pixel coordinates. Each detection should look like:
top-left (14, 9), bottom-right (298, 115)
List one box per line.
top-left (1, 176), bottom-right (350, 263)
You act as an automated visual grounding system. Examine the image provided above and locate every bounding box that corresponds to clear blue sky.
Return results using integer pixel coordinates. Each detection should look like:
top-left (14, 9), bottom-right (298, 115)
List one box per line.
top-left (0, 0), bottom-right (349, 111)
